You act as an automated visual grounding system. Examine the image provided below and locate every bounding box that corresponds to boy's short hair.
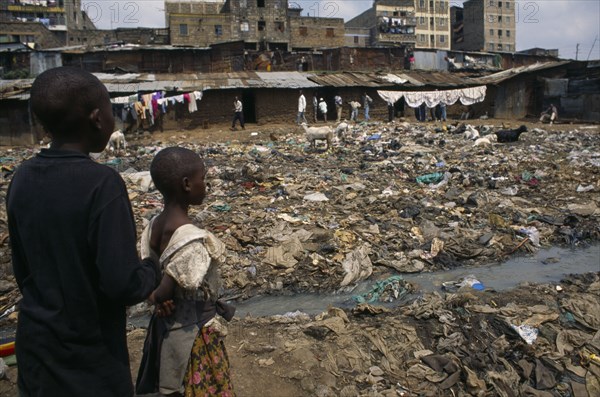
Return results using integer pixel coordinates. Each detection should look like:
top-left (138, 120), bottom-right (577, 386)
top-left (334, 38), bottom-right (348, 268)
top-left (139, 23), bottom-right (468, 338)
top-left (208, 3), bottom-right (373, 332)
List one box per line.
top-left (150, 147), bottom-right (205, 198)
top-left (30, 67), bottom-right (109, 138)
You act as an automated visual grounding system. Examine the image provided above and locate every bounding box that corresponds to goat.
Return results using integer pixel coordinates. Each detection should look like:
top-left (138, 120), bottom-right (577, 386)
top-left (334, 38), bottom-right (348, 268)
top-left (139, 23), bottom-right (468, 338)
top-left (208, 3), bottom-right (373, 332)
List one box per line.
top-left (495, 125), bottom-right (528, 143)
top-left (463, 125), bottom-right (480, 140)
top-left (301, 122), bottom-right (333, 150)
top-left (334, 121), bottom-right (350, 140)
top-left (107, 130), bottom-right (127, 154)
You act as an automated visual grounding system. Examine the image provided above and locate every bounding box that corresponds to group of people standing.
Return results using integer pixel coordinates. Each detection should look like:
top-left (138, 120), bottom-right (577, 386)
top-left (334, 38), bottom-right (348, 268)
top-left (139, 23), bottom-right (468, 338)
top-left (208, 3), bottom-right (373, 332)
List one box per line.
top-left (297, 90), bottom-right (373, 124)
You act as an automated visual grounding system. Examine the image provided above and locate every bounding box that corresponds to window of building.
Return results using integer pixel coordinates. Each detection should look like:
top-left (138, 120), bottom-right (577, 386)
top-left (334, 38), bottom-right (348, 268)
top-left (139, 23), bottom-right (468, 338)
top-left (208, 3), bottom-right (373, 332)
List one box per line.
top-left (393, 11), bottom-right (399, 16)
top-left (506, 44), bottom-right (511, 51)
top-left (440, 18), bottom-right (446, 26)
top-left (429, 17), bottom-right (434, 26)
top-left (498, 1), bottom-right (502, 7)
top-left (326, 28), bottom-right (334, 37)
top-left (420, 17), bottom-right (425, 24)
top-left (489, 43), bottom-right (494, 51)
top-left (258, 20), bottom-right (265, 31)
top-left (240, 0), bottom-right (246, 7)
top-left (497, 44), bottom-right (503, 51)
top-left (179, 24), bottom-right (188, 36)
top-left (419, 0), bottom-right (425, 8)
top-left (506, 16), bottom-right (510, 23)
top-left (498, 15), bottom-right (502, 22)
top-left (419, 34), bottom-right (426, 42)
top-left (215, 25), bottom-right (222, 36)
top-left (257, 0), bottom-right (264, 7)
top-left (505, 1), bottom-right (510, 9)
top-left (354, 35), bottom-right (359, 44)
top-left (240, 21), bottom-right (249, 31)
top-left (487, 14), bottom-right (495, 23)
top-left (498, 29), bottom-right (502, 36)
top-left (488, 0), bottom-right (494, 6)
top-left (429, 1), bottom-right (433, 9)
top-left (430, 34), bottom-right (434, 44)
top-left (490, 29), bottom-right (494, 36)
top-left (440, 35), bottom-right (445, 43)
top-left (506, 30), bottom-right (510, 37)
top-left (299, 26), bottom-right (307, 36)
top-left (275, 21), bottom-right (284, 32)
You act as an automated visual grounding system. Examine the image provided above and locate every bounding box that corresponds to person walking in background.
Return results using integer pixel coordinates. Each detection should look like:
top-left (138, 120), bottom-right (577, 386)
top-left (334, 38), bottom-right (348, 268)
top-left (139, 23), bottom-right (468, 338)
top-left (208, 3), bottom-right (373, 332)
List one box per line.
top-left (318, 97), bottom-right (328, 123)
top-left (297, 90), bottom-right (307, 125)
top-left (231, 96), bottom-right (245, 131)
top-left (362, 92), bottom-right (373, 121)
top-left (334, 94), bottom-right (343, 122)
top-left (7, 66), bottom-right (160, 397)
top-left (312, 94), bottom-right (318, 123)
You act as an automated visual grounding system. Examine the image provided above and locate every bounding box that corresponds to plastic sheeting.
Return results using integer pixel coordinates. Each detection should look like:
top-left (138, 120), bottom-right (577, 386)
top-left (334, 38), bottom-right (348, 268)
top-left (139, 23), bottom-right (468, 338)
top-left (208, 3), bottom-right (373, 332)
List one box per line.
top-left (378, 86), bottom-right (487, 108)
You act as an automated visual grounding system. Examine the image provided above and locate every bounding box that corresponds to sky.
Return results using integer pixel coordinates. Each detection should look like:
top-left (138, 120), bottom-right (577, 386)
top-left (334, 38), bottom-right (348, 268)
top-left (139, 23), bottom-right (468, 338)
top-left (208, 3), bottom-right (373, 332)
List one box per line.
top-left (81, 0), bottom-right (600, 60)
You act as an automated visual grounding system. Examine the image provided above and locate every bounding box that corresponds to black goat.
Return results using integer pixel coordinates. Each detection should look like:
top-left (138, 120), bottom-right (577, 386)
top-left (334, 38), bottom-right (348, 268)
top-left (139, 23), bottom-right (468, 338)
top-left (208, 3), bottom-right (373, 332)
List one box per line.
top-left (495, 125), bottom-right (528, 143)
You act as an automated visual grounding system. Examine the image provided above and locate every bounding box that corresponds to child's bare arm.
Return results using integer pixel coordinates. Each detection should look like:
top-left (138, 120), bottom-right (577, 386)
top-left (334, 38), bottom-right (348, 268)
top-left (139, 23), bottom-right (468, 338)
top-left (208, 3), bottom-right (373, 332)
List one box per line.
top-left (149, 274), bottom-right (177, 304)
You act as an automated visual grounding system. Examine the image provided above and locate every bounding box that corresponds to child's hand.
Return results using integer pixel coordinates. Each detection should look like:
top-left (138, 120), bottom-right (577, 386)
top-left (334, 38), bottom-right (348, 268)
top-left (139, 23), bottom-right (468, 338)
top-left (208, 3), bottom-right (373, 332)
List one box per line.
top-left (154, 300), bottom-right (175, 317)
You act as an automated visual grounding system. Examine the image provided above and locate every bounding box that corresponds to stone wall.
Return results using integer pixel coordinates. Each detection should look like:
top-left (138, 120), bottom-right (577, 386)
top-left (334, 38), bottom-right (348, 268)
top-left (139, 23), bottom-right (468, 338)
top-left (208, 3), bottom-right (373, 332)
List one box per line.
top-left (288, 17), bottom-right (344, 50)
top-left (1, 21), bottom-right (63, 49)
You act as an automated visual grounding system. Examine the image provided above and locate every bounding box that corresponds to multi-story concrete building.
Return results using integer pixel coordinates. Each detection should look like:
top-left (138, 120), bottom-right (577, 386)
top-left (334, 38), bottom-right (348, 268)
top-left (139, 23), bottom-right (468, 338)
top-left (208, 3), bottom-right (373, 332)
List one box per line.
top-left (414, 0), bottom-right (450, 50)
top-left (452, 0), bottom-right (516, 52)
top-left (345, 0), bottom-right (416, 49)
top-left (0, 0), bottom-right (96, 48)
top-left (167, 0), bottom-right (344, 51)
top-left (345, 0), bottom-right (449, 50)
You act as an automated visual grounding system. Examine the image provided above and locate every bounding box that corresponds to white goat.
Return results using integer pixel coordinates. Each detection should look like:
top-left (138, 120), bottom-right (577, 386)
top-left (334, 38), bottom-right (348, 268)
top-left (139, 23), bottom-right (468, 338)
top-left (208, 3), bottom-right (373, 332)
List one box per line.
top-left (473, 134), bottom-right (497, 147)
top-left (463, 125), bottom-right (480, 140)
top-left (107, 130), bottom-right (127, 153)
top-left (335, 121), bottom-right (349, 139)
top-left (301, 123), bottom-right (333, 150)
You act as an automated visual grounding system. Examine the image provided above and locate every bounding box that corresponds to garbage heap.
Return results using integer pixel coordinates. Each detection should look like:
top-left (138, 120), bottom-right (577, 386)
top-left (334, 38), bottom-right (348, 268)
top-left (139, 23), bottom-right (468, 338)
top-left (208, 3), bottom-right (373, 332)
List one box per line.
top-left (230, 272), bottom-right (600, 396)
top-left (0, 122), bottom-right (598, 299)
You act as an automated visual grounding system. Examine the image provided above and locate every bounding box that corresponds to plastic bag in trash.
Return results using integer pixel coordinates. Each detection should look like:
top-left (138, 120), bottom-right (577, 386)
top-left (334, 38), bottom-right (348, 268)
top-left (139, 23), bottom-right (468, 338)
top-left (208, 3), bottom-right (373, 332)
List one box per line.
top-left (517, 226), bottom-right (541, 247)
top-left (511, 324), bottom-right (539, 344)
top-left (416, 172), bottom-right (444, 185)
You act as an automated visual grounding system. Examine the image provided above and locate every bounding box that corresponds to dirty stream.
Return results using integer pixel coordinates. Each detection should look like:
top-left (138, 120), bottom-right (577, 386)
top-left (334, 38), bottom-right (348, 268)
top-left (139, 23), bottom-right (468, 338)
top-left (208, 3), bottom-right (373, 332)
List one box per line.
top-left (230, 244), bottom-right (600, 317)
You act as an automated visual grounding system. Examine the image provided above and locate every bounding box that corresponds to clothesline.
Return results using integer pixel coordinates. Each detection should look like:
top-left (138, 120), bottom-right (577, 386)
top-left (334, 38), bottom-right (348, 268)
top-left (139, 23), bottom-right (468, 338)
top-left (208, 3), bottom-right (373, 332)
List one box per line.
top-left (111, 90), bottom-right (203, 115)
top-left (377, 86), bottom-right (487, 108)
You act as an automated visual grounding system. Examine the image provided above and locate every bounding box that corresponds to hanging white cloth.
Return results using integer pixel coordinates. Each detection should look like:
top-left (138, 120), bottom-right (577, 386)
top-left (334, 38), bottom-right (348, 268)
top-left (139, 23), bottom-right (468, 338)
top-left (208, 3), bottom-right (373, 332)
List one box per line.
top-left (377, 86), bottom-right (487, 108)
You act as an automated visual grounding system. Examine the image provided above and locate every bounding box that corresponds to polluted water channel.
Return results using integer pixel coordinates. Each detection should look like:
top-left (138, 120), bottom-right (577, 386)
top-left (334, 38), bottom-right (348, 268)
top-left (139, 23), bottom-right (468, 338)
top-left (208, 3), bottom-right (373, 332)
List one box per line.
top-left (232, 244), bottom-right (600, 317)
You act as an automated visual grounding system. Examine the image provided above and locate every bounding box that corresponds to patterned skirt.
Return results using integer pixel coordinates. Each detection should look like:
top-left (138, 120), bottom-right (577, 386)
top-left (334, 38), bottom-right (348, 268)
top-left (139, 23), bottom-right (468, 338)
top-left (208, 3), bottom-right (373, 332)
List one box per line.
top-left (183, 327), bottom-right (235, 397)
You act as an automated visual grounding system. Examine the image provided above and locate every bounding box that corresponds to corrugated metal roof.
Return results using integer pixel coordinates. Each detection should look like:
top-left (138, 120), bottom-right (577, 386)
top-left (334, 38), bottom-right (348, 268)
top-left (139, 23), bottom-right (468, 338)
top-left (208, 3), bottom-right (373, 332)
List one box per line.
top-left (307, 70), bottom-right (475, 88)
top-left (469, 61), bottom-right (571, 85)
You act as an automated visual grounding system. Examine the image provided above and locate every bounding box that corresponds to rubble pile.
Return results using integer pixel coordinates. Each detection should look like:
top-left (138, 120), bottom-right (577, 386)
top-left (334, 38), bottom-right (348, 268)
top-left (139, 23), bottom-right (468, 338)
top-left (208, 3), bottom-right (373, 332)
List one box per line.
top-left (120, 122), bottom-right (598, 298)
top-left (0, 121), bottom-right (599, 395)
top-left (229, 273), bottom-right (600, 396)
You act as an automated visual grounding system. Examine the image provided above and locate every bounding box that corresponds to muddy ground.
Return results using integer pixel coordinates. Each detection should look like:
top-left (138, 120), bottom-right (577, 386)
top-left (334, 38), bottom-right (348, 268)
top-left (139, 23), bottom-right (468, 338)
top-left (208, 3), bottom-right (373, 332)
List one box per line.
top-left (1, 118), bottom-right (599, 396)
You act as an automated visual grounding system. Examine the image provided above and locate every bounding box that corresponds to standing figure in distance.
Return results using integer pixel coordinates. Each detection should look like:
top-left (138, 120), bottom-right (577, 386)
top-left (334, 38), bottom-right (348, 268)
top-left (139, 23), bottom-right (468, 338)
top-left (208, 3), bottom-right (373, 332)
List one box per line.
top-left (362, 92), bottom-right (373, 121)
top-left (318, 97), bottom-right (328, 123)
top-left (231, 96), bottom-right (245, 131)
top-left (334, 94), bottom-right (343, 123)
top-left (297, 90), bottom-right (307, 125)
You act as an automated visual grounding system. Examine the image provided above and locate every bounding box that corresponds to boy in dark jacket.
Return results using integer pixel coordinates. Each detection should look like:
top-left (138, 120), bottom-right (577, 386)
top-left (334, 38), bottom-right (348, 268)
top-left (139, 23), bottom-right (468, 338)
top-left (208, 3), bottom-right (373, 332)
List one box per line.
top-left (6, 67), bottom-right (160, 397)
